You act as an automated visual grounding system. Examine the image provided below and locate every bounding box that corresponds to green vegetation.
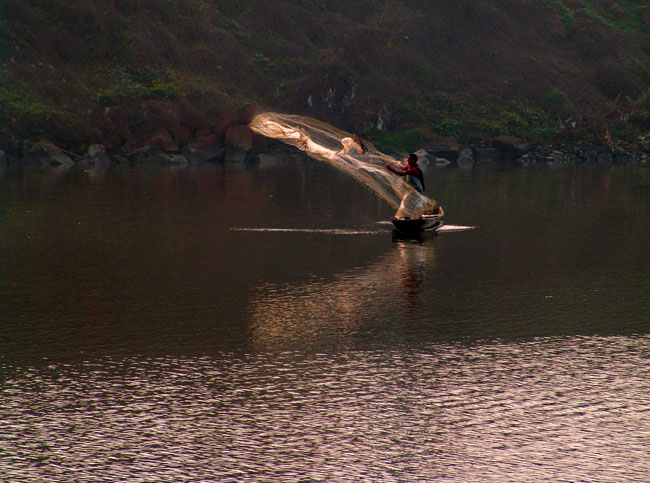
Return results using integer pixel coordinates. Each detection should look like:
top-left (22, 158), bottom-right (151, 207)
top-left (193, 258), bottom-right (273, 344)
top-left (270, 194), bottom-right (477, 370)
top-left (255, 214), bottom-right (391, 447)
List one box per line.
top-left (576, 0), bottom-right (650, 36)
top-left (551, 0), bottom-right (577, 32)
top-left (223, 17), bottom-right (247, 38)
top-left (0, 82), bottom-right (51, 116)
top-left (95, 69), bottom-right (183, 106)
top-left (250, 52), bottom-right (271, 66)
top-left (630, 88), bottom-right (650, 129)
top-left (434, 118), bottom-right (463, 137)
top-left (1, 0), bottom-right (649, 151)
top-left (367, 127), bottom-right (431, 152)
top-left (548, 0), bottom-right (649, 37)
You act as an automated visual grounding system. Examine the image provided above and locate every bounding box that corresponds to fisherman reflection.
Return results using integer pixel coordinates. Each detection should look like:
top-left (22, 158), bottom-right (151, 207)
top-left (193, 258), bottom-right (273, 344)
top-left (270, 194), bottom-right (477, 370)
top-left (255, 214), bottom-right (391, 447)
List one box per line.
top-left (395, 240), bottom-right (434, 309)
top-left (247, 238), bottom-right (436, 350)
top-left (402, 266), bottom-right (422, 309)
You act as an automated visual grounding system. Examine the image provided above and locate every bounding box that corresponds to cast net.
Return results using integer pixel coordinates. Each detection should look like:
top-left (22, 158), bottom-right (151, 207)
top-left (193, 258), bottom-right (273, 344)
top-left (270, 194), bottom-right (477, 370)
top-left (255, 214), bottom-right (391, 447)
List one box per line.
top-left (249, 112), bottom-right (436, 219)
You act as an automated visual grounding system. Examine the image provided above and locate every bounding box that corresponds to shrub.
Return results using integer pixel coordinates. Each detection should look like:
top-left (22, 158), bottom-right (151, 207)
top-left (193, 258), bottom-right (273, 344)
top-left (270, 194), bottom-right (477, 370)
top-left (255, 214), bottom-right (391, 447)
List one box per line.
top-left (551, 1), bottom-right (576, 32)
top-left (630, 88), bottom-right (650, 129)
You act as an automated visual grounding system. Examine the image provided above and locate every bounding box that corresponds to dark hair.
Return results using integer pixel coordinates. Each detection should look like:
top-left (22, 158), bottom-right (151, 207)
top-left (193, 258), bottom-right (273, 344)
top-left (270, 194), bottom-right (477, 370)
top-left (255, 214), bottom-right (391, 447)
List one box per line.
top-left (408, 153), bottom-right (418, 162)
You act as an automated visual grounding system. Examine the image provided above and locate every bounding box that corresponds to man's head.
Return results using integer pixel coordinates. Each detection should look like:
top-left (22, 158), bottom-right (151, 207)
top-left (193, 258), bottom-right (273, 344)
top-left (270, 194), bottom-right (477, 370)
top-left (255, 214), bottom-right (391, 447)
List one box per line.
top-left (407, 153), bottom-right (418, 166)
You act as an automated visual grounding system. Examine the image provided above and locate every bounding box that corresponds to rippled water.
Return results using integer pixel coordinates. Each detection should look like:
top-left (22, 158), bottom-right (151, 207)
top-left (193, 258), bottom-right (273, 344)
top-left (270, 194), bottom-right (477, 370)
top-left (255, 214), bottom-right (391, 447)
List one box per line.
top-left (2, 158), bottom-right (650, 481)
top-left (3, 338), bottom-right (650, 482)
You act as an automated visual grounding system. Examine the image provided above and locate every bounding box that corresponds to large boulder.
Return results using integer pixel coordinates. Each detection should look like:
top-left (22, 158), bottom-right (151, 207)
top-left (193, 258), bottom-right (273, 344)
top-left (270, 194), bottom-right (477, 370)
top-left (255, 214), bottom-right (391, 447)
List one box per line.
top-left (97, 106), bottom-right (134, 150)
top-left (413, 149), bottom-right (450, 169)
top-left (78, 144), bottom-right (111, 170)
top-left (191, 134), bottom-right (222, 150)
top-left (214, 111), bottom-right (238, 141)
top-left (224, 149), bottom-right (248, 164)
top-left (474, 148), bottom-right (501, 162)
top-left (457, 147), bottom-right (474, 169)
top-left (257, 153), bottom-right (283, 170)
top-left (148, 129), bottom-right (179, 152)
top-left (172, 126), bottom-right (193, 147)
top-left (22, 140), bottom-right (75, 168)
top-left (598, 152), bottom-right (613, 165)
top-left (492, 136), bottom-right (528, 161)
top-left (88, 144), bottom-right (107, 158)
top-left (79, 144), bottom-right (111, 182)
top-left (178, 98), bottom-right (208, 133)
top-left (132, 150), bottom-right (189, 167)
top-left (236, 103), bottom-right (260, 124)
top-left (224, 124), bottom-right (265, 152)
top-left (182, 135), bottom-right (224, 163)
top-left (425, 142), bottom-right (459, 162)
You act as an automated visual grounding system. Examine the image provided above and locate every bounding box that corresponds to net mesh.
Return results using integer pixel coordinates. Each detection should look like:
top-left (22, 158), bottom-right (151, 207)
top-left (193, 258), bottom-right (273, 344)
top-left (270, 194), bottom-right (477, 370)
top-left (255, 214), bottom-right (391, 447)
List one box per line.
top-left (249, 112), bottom-right (436, 219)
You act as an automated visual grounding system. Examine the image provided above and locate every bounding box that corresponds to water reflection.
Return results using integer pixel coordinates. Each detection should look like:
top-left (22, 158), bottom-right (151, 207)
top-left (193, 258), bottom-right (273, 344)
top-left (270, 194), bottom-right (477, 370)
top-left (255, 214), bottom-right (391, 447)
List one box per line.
top-left (79, 158), bottom-right (111, 184)
top-left (248, 239), bottom-right (436, 350)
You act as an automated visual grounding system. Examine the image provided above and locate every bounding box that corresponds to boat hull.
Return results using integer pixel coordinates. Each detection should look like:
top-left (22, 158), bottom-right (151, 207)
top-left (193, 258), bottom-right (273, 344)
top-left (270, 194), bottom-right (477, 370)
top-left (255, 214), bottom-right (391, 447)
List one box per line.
top-left (392, 215), bottom-right (443, 234)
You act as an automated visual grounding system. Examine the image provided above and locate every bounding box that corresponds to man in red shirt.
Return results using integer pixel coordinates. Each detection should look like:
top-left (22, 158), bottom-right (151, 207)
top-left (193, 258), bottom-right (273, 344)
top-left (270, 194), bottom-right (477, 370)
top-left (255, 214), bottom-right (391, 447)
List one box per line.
top-left (385, 153), bottom-right (425, 193)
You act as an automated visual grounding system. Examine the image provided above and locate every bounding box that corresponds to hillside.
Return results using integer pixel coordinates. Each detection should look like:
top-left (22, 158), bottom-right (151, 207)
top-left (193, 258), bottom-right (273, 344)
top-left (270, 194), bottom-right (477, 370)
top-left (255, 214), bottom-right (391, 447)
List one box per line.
top-left (1, 0), bottom-right (650, 154)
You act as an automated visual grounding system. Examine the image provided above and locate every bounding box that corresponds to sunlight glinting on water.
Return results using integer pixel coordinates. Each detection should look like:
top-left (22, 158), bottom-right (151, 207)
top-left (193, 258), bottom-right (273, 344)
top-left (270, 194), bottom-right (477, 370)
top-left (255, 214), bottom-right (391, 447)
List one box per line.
top-left (230, 227), bottom-right (384, 235)
top-left (2, 336), bottom-right (649, 482)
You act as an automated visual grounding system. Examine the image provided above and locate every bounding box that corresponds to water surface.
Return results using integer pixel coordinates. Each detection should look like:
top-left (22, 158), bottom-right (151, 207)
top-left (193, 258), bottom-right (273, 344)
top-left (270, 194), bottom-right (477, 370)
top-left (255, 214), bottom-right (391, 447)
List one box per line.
top-left (1, 157), bottom-right (650, 481)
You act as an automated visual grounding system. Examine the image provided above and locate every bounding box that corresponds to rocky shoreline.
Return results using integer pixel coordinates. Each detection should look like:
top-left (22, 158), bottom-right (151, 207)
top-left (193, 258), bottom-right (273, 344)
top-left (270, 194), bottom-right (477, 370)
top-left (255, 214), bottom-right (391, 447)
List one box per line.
top-left (1, 115), bottom-right (649, 172)
top-left (419, 138), bottom-right (650, 169)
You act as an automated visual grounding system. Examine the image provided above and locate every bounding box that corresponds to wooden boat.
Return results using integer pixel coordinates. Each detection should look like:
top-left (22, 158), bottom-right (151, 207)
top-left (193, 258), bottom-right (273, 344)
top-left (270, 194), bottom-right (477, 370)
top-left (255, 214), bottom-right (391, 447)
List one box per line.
top-left (392, 212), bottom-right (444, 234)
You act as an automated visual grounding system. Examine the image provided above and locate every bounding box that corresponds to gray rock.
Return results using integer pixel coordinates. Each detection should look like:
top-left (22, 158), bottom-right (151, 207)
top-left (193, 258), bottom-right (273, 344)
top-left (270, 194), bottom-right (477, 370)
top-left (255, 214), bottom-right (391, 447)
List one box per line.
top-left (87, 144), bottom-right (107, 158)
top-left (155, 153), bottom-right (188, 167)
top-left (551, 150), bottom-right (564, 163)
top-left (126, 146), bottom-right (159, 162)
top-left (49, 151), bottom-right (74, 167)
top-left (587, 150), bottom-right (598, 163)
top-left (475, 148), bottom-right (501, 162)
top-left (598, 152), bottom-right (612, 164)
top-left (457, 147), bottom-right (474, 169)
top-left (515, 142), bottom-right (530, 153)
top-left (516, 154), bottom-right (531, 167)
top-left (433, 156), bottom-right (451, 167)
top-left (78, 145), bottom-right (112, 182)
top-left (492, 138), bottom-right (527, 161)
top-left (413, 149), bottom-right (432, 161)
top-left (181, 145), bottom-right (224, 164)
top-left (79, 144), bottom-right (111, 170)
top-left (23, 144), bottom-right (75, 168)
top-left (130, 148), bottom-right (188, 167)
top-left (111, 155), bottom-right (130, 165)
top-left (426, 144), bottom-right (459, 162)
top-left (78, 156), bottom-right (110, 170)
top-left (224, 149), bottom-right (248, 164)
top-left (257, 153), bottom-right (283, 169)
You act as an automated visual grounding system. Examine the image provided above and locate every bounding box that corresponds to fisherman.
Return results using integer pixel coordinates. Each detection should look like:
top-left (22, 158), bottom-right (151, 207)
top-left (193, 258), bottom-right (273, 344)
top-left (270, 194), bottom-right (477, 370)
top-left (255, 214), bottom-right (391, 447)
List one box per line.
top-left (384, 153), bottom-right (425, 193)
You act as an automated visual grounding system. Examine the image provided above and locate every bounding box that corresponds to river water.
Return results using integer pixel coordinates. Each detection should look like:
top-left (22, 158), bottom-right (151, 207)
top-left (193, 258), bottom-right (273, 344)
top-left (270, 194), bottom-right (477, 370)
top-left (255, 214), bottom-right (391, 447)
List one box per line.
top-left (1, 156), bottom-right (650, 481)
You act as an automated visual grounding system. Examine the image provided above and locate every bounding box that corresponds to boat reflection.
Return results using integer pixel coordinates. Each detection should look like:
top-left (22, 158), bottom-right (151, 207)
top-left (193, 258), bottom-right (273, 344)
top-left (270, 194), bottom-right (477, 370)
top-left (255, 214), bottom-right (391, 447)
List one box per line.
top-left (247, 238), bottom-right (436, 349)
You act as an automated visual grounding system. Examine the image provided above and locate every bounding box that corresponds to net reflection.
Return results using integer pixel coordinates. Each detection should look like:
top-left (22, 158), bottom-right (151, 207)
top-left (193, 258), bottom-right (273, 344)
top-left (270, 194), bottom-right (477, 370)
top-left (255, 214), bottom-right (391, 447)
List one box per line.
top-left (247, 239), bottom-right (436, 349)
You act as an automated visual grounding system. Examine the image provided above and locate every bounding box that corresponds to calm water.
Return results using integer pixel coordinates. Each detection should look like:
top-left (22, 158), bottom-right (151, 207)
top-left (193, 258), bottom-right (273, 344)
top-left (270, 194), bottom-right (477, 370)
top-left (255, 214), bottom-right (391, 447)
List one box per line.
top-left (1, 156), bottom-right (650, 481)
